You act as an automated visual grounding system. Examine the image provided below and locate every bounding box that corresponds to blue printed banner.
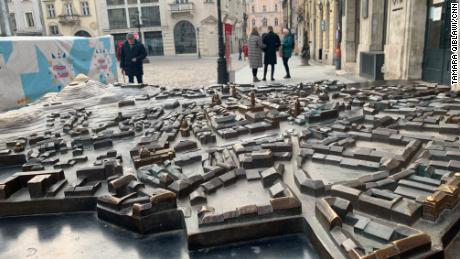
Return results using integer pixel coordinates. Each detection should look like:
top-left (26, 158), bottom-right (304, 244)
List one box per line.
top-left (0, 36), bottom-right (118, 111)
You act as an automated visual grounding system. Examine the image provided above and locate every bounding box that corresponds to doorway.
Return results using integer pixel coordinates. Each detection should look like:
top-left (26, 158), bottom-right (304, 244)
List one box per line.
top-left (145, 31), bottom-right (164, 56)
top-left (75, 30), bottom-right (91, 37)
top-left (422, 0), bottom-right (452, 85)
top-left (174, 21), bottom-right (197, 54)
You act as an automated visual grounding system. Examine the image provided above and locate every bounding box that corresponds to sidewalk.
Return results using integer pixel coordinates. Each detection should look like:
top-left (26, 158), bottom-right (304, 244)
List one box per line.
top-left (234, 56), bottom-right (366, 85)
top-left (118, 54), bottom-right (365, 88)
top-left (119, 53), bottom-right (247, 88)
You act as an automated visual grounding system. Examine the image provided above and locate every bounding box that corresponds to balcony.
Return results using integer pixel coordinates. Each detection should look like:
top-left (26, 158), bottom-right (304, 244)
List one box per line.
top-left (169, 3), bottom-right (194, 14)
top-left (58, 15), bottom-right (80, 25)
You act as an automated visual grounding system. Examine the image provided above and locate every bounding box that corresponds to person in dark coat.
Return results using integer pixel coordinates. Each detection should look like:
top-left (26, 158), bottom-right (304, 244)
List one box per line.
top-left (262, 26), bottom-right (281, 81)
top-left (120, 33), bottom-right (147, 84)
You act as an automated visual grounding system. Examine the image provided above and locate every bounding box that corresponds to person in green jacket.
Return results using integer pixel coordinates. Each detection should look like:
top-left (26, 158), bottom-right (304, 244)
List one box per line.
top-left (281, 28), bottom-right (294, 79)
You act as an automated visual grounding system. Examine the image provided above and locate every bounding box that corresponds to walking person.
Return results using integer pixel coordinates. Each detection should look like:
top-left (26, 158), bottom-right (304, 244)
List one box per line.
top-left (262, 26), bottom-right (281, 81)
top-left (238, 41), bottom-right (243, 61)
top-left (120, 33), bottom-right (147, 84)
top-left (243, 42), bottom-right (249, 61)
top-left (281, 28), bottom-right (295, 79)
top-left (248, 28), bottom-right (266, 82)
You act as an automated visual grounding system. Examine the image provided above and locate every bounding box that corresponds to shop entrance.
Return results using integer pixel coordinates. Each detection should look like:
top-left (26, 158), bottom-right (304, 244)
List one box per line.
top-left (422, 0), bottom-right (453, 85)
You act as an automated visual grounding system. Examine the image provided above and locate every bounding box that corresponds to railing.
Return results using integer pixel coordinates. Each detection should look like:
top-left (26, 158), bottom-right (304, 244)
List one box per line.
top-left (170, 3), bottom-right (194, 13)
top-left (58, 15), bottom-right (80, 25)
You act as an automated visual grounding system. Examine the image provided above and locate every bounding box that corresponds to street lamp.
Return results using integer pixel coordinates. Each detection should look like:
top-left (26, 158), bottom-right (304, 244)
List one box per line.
top-left (216, 0), bottom-right (229, 84)
top-left (131, 10), bottom-right (143, 42)
top-left (197, 27), bottom-right (201, 59)
top-left (243, 12), bottom-right (248, 42)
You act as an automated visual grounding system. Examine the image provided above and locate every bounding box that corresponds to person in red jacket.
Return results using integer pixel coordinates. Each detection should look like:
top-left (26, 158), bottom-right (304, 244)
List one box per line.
top-left (243, 42), bottom-right (249, 61)
top-left (116, 41), bottom-right (123, 62)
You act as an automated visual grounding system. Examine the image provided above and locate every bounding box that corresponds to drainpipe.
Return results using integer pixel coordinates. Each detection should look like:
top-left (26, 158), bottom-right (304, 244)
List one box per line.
top-left (37, 0), bottom-right (46, 35)
top-left (0, 0), bottom-right (12, 36)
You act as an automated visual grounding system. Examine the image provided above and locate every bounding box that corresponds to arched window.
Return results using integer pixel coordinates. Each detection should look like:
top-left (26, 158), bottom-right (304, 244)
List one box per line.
top-left (274, 18), bottom-right (278, 26)
top-left (75, 30), bottom-right (91, 37)
top-left (174, 20), bottom-right (196, 54)
top-left (262, 17), bottom-right (267, 27)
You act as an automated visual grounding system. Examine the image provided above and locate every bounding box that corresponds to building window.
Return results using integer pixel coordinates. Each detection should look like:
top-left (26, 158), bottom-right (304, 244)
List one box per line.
top-left (274, 18), bottom-right (278, 26)
top-left (144, 31), bottom-right (164, 56)
top-left (49, 25), bottom-right (59, 35)
top-left (9, 13), bottom-right (16, 31)
top-left (108, 8), bottom-right (127, 29)
top-left (263, 5), bottom-right (266, 12)
top-left (129, 7), bottom-right (139, 28)
top-left (81, 1), bottom-right (90, 16)
top-left (106, 0), bottom-right (125, 5)
top-left (65, 3), bottom-right (73, 16)
top-left (275, 4), bottom-right (278, 11)
top-left (262, 17), bottom-right (267, 27)
top-left (252, 19), bottom-right (255, 26)
top-left (252, 5), bottom-right (254, 13)
top-left (174, 20), bottom-right (197, 54)
top-left (142, 6), bottom-right (161, 27)
top-left (47, 4), bottom-right (56, 18)
top-left (25, 12), bottom-right (34, 27)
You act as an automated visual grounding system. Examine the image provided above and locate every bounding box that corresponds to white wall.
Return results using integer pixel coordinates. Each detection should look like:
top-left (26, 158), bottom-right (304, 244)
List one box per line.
top-left (8, 0), bottom-right (43, 35)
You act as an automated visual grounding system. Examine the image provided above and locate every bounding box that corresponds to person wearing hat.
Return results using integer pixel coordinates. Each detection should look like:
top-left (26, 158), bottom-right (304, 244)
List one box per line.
top-left (120, 33), bottom-right (147, 83)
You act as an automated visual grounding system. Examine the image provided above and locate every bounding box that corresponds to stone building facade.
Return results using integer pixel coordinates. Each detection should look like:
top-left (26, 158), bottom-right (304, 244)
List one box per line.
top-left (96, 0), bottom-right (245, 57)
top-left (296, 0), bottom-right (339, 66)
top-left (8, 0), bottom-right (44, 36)
top-left (40, 0), bottom-right (101, 37)
top-left (246, 0), bottom-right (284, 36)
top-left (283, 0), bottom-right (298, 32)
top-left (0, 0), bottom-right (12, 36)
top-left (297, 0), bottom-right (454, 85)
